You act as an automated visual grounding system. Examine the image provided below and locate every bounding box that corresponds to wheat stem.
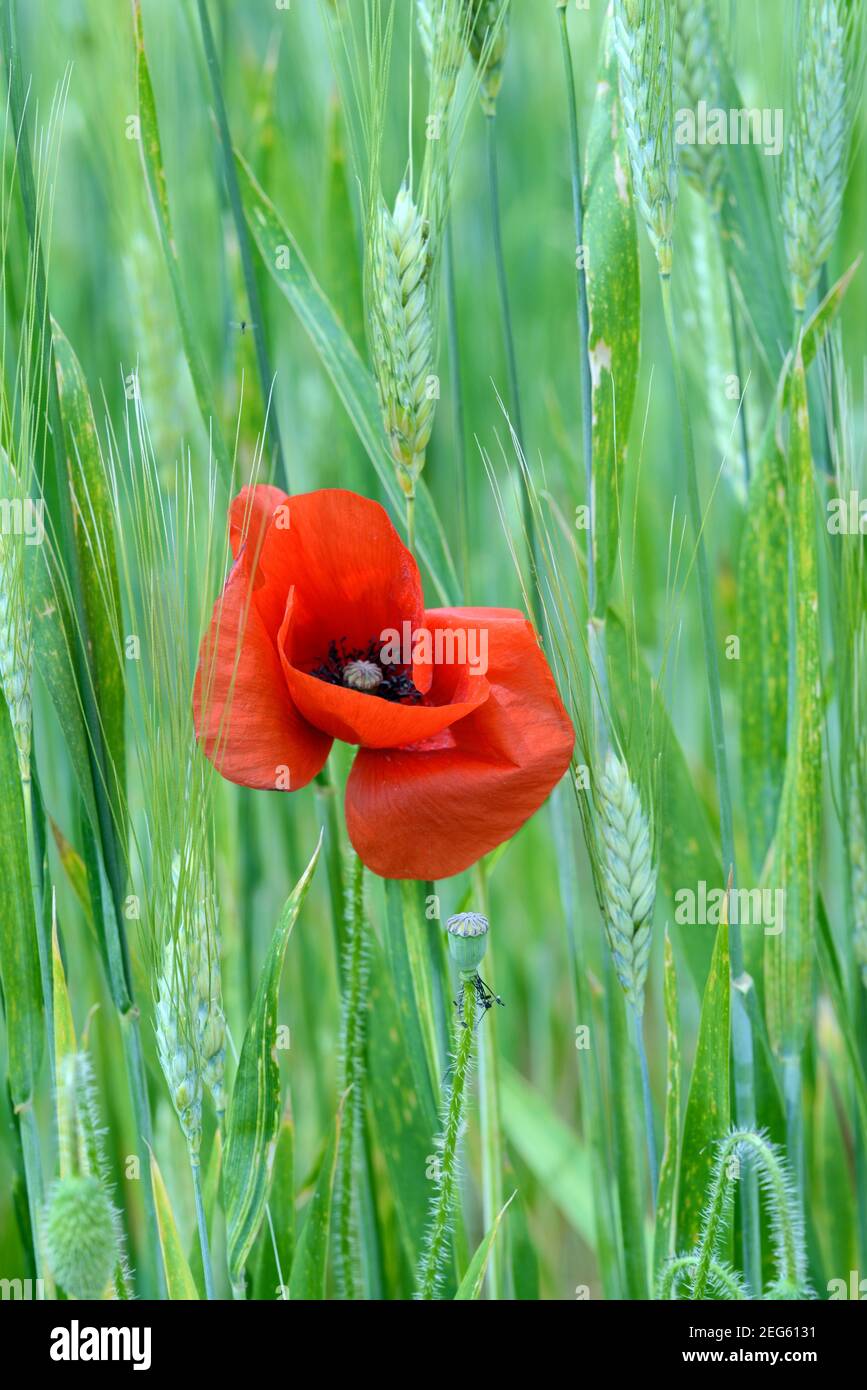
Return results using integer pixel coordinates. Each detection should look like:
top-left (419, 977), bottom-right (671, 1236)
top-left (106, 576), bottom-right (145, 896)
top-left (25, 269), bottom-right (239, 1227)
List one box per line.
top-left (633, 1006), bottom-right (659, 1202)
top-left (417, 975), bottom-right (476, 1299)
top-left (191, 1157), bottom-right (215, 1300)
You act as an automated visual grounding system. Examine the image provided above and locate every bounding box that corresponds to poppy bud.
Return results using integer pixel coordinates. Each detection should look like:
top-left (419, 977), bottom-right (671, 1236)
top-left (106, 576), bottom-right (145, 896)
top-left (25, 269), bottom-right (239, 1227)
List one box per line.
top-left (445, 911), bottom-right (489, 975)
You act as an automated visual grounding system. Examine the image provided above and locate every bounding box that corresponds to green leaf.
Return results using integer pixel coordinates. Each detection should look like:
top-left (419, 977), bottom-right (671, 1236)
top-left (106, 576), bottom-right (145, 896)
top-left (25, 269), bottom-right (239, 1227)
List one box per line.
top-left (132, 0), bottom-right (231, 485)
top-left (499, 1062), bottom-right (594, 1250)
top-left (654, 931), bottom-right (680, 1273)
top-left (189, 1131), bottom-right (222, 1300)
top-left (454, 1192), bottom-right (516, 1299)
top-left (584, 23), bottom-right (640, 617)
top-left (381, 880), bottom-right (439, 1136)
top-left (289, 1099), bottom-right (342, 1300)
top-left (764, 356), bottom-right (822, 1060)
top-left (717, 53), bottom-right (791, 383)
top-left (323, 92), bottom-right (364, 354)
top-left (816, 897), bottom-right (867, 1140)
top-left (365, 931), bottom-right (436, 1276)
top-left (254, 1101), bottom-right (295, 1300)
top-left (51, 916), bottom-right (76, 1120)
top-left (606, 974), bottom-right (648, 1299)
top-left (234, 151), bottom-right (460, 606)
top-left (223, 833), bottom-right (321, 1292)
top-left (150, 1150), bottom-right (199, 1300)
top-left (738, 423), bottom-right (789, 873)
top-left (52, 318), bottom-right (126, 832)
top-left (677, 918), bottom-right (731, 1251)
top-left (0, 688), bottom-right (43, 1108)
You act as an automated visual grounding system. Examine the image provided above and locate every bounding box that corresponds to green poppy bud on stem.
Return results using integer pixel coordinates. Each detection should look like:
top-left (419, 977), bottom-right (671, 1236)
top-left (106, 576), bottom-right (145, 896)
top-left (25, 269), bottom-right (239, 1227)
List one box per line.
top-left (446, 911), bottom-right (489, 975)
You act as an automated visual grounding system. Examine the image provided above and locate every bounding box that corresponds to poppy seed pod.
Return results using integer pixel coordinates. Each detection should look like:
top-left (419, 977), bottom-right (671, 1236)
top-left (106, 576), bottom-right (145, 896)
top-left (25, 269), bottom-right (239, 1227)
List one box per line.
top-left (446, 911), bottom-right (489, 975)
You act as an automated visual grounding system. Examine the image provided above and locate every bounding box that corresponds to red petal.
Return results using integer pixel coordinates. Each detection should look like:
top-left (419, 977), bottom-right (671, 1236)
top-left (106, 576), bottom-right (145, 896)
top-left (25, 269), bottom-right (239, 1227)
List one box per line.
top-left (233, 486), bottom-right (425, 660)
top-left (344, 609), bottom-right (574, 878)
top-left (194, 559), bottom-right (331, 791)
top-left (278, 597), bottom-right (490, 748)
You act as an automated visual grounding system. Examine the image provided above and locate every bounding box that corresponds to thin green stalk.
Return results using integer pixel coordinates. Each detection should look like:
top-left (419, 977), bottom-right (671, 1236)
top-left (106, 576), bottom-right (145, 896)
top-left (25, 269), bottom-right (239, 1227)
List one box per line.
top-left (191, 1158), bottom-right (215, 1300)
top-left (782, 1054), bottom-right (805, 1210)
top-left (720, 255), bottom-right (751, 489)
top-left (557, 3), bottom-right (595, 613)
top-left (195, 0), bottom-right (288, 489)
top-left (473, 860), bottom-right (510, 1300)
top-left (417, 975), bottom-right (476, 1299)
top-left (335, 854), bottom-right (367, 1300)
top-left (485, 112), bottom-right (538, 622)
top-left (314, 765), bottom-right (345, 984)
top-left (660, 274), bottom-right (761, 1294)
top-left (633, 1006), bottom-right (658, 1203)
top-left (405, 493), bottom-right (416, 556)
top-left (444, 213), bottom-right (470, 600)
top-left (23, 778), bottom-right (52, 1088)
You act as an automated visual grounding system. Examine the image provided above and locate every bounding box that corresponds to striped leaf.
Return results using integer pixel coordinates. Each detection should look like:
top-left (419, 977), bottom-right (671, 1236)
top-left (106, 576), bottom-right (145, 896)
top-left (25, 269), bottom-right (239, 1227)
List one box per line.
top-left (764, 355), bottom-right (822, 1060)
top-left (289, 1099), bottom-right (342, 1300)
top-left (150, 1151), bottom-right (199, 1300)
top-left (0, 687), bottom-right (42, 1108)
top-left (454, 1192), bottom-right (515, 1300)
top-left (584, 22), bottom-right (640, 617)
top-left (677, 916), bottom-right (731, 1250)
top-left (223, 833), bottom-right (322, 1292)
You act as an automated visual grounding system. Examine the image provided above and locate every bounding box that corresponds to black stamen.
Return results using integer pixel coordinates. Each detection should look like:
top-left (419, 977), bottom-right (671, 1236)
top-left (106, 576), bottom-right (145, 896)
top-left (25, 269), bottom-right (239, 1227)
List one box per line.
top-left (310, 636), bottom-right (421, 704)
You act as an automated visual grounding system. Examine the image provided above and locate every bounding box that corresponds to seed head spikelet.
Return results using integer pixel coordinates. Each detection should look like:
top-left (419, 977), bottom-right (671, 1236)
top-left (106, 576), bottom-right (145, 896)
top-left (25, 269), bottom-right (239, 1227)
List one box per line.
top-left (416, 0), bottom-right (468, 109)
top-left (672, 0), bottom-right (725, 211)
top-left (613, 0), bottom-right (679, 277)
top-left (369, 183), bottom-right (436, 497)
top-left (155, 848), bottom-right (226, 1158)
top-left (783, 0), bottom-right (852, 312)
top-left (468, 0), bottom-right (510, 115)
top-left (595, 748), bottom-right (656, 1015)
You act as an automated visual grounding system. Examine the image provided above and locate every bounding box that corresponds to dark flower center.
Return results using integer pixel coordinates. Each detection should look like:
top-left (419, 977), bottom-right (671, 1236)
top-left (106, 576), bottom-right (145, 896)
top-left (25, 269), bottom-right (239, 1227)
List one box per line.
top-left (310, 638), bottom-right (421, 704)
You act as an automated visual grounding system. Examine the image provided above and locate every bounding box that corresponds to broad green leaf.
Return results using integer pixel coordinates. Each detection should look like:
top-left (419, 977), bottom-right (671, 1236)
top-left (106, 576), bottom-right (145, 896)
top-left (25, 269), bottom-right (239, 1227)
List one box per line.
top-left (584, 23), bottom-right (640, 617)
top-left (365, 931), bottom-right (436, 1276)
top-left (234, 152), bottom-right (460, 606)
top-left (677, 918), bottom-right (731, 1250)
top-left (499, 1062), bottom-right (594, 1250)
top-left (223, 833), bottom-right (321, 1291)
top-left (0, 688), bottom-right (43, 1107)
top-left (654, 931), bottom-right (680, 1273)
top-left (738, 424), bottom-right (789, 873)
top-left (717, 53), bottom-right (791, 383)
top-left (150, 1151), bottom-right (199, 1300)
top-left (454, 1192), bottom-right (516, 1300)
top-left (132, 0), bottom-right (231, 485)
top-left (288, 1099), bottom-right (342, 1300)
top-left (52, 318), bottom-right (125, 833)
top-left (254, 1101), bottom-right (295, 1300)
top-left (764, 357), bottom-right (822, 1059)
top-left (382, 879), bottom-right (439, 1137)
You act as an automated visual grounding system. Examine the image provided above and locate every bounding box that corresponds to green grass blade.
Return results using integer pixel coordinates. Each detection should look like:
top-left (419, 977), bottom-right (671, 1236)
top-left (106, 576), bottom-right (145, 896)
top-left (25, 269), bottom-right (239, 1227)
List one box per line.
top-left (150, 1151), bottom-right (199, 1300)
top-left (289, 1101), bottom-right (343, 1300)
top-left (0, 689), bottom-right (43, 1109)
top-left (653, 931), bottom-right (681, 1273)
top-left (584, 21), bottom-right (640, 617)
top-left (454, 1191), bottom-right (516, 1300)
top-left (676, 918), bottom-right (731, 1250)
top-left (499, 1062), bottom-right (594, 1251)
top-left (234, 152), bottom-right (460, 605)
top-left (223, 833), bottom-right (322, 1293)
top-left (254, 1104), bottom-right (295, 1299)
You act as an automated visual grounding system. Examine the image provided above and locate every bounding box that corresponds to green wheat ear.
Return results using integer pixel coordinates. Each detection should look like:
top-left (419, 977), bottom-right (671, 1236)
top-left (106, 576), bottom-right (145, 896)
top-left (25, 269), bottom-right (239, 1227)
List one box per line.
top-left (595, 749), bottom-right (657, 1016)
top-left (672, 0), bottom-right (725, 211)
top-left (467, 0), bottom-right (510, 115)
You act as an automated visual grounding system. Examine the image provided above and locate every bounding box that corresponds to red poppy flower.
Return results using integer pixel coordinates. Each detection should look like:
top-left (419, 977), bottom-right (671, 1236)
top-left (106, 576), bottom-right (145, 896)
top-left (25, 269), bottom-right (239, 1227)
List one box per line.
top-left (194, 486), bottom-right (574, 879)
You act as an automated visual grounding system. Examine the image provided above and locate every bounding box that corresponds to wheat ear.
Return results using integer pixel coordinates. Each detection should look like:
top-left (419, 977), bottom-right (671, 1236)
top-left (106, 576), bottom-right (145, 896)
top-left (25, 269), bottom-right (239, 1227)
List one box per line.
top-left (595, 749), bottom-right (657, 1016)
top-left (467, 0), bottom-right (510, 116)
top-left (671, 0), bottom-right (725, 211)
top-left (613, 0), bottom-right (678, 277)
